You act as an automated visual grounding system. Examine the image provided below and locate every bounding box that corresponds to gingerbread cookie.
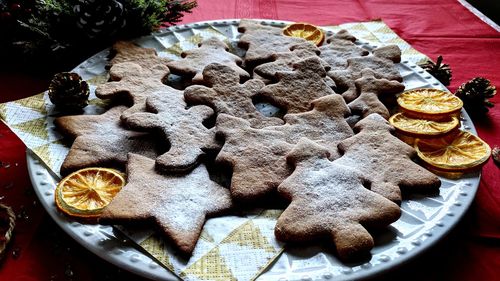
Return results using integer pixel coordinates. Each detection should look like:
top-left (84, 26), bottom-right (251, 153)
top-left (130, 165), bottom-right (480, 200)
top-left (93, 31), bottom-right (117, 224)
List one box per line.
top-left (95, 62), bottom-right (171, 120)
top-left (372, 45), bottom-right (402, 63)
top-left (184, 63), bottom-right (283, 128)
top-left (319, 33), bottom-right (369, 70)
top-left (336, 113), bottom-right (441, 202)
top-left (54, 105), bottom-right (158, 176)
top-left (215, 114), bottom-right (293, 201)
top-left (257, 57), bottom-right (336, 114)
top-left (253, 42), bottom-right (328, 79)
top-left (166, 37), bottom-right (249, 84)
top-left (238, 19), bottom-right (282, 34)
top-left (238, 20), bottom-right (309, 68)
top-left (108, 41), bottom-right (171, 70)
top-left (328, 45), bottom-right (403, 102)
top-left (275, 138), bottom-right (401, 260)
top-left (99, 153), bottom-right (233, 255)
top-left (267, 94), bottom-right (354, 159)
top-left (125, 90), bottom-right (218, 173)
top-left (348, 69), bottom-right (405, 119)
top-left (329, 29), bottom-right (357, 42)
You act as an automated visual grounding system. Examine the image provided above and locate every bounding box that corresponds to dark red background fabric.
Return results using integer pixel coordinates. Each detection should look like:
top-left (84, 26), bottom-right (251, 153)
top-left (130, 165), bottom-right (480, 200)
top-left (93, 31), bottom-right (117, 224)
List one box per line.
top-left (1, 0), bottom-right (499, 280)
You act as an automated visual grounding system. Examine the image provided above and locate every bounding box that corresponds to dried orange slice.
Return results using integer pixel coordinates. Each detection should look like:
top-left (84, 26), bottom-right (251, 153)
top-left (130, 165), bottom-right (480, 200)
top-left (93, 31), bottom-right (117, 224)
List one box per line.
top-left (55, 168), bottom-right (125, 218)
top-left (397, 88), bottom-right (463, 119)
top-left (283, 22), bottom-right (325, 46)
top-left (389, 112), bottom-right (460, 138)
top-left (415, 130), bottom-right (491, 172)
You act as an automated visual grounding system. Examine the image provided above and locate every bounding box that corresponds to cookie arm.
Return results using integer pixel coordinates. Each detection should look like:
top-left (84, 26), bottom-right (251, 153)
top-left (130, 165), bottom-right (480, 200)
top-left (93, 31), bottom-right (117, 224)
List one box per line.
top-left (188, 105), bottom-right (215, 121)
top-left (124, 112), bottom-right (161, 130)
top-left (348, 92), bottom-right (391, 119)
top-left (242, 78), bottom-right (266, 96)
top-left (184, 85), bottom-right (218, 107)
top-left (95, 82), bottom-right (127, 100)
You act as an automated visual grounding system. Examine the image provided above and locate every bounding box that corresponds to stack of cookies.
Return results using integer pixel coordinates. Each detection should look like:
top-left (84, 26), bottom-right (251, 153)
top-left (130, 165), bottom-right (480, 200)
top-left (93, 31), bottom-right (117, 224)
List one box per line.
top-left (54, 20), bottom-right (441, 260)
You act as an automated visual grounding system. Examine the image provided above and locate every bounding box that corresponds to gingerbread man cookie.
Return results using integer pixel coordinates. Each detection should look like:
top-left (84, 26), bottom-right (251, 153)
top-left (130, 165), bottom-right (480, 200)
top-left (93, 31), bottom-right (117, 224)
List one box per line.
top-left (184, 63), bottom-right (283, 128)
top-left (257, 57), bottom-right (337, 114)
top-left (95, 62), bottom-right (172, 120)
top-left (215, 114), bottom-right (293, 202)
top-left (348, 69), bottom-right (405, 119)
top-left (328, 45), bottom-right (403, 102)
top-left (125, 91), bottom-right (218, 173)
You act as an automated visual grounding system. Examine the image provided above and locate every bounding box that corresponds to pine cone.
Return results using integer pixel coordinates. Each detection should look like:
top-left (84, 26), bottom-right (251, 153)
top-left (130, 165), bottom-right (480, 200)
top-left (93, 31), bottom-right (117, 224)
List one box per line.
top-left (493, 146), bottom-right (500, 166)
top-left (419, 56), bottom-right (452, 86)
top-left (73, 0), bottom-right (125, 39)
top-left (455, 77), bottom-right (496, 115)
top-left (48, 72), bottom-right (90, 112)
top-left (0, 203), bottom-right (15, 261)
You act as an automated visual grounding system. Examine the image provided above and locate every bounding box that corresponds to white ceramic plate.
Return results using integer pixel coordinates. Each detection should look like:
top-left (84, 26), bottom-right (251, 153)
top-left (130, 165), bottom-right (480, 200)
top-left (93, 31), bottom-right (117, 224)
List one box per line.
top-left (28, 20), bottom-right (480, 281)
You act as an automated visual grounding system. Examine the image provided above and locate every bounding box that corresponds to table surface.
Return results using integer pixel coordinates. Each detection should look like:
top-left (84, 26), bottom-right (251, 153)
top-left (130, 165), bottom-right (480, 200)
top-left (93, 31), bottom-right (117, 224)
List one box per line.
top-left (1, 1), bottom-right (499, 280)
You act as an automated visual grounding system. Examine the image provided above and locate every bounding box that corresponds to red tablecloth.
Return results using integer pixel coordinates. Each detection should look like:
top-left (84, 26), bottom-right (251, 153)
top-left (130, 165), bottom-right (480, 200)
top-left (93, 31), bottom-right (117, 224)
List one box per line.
top-left (1, 0), bottom-right (499, 280)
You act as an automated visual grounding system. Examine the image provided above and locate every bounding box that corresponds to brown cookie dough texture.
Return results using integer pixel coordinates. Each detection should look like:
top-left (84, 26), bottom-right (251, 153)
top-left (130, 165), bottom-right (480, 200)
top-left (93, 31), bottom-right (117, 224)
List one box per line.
top-left (267, 94), bottom-right (354, 160)
top-left (108, 41), bottom-right (171, 70)
top-left (336, 113), bottom-right (441, 202)
top-left (257, 57), bottom-right (337, 114)
top-left (328, 45), bottom-right (403, 102)
top-left (238, 20), bottom-right (309, 68)
top-left (95, 62), bottom-right (171, 120)
top-left (253, 42), bottom-right (326, 79)
top-left (348, 69), bottom-right (405, 119)
top-left (125, 90), bottom-right (218, 173)
top-left (54, 105), bottom-right (158, 176)
top-left (319, 31), bottom-right (369, 70)
top-left (99, 153), bottom-right (233, 255)
top-left (326, 29), bottom-right (358, 43)
top-left (275, 138), bottom-right (401, 260)
top-left (184, 63), bottom-right (283, 128)
top-left (215, 114), bottom-right (294, 202)
top-left (167, 37), bottom-right (249, 84)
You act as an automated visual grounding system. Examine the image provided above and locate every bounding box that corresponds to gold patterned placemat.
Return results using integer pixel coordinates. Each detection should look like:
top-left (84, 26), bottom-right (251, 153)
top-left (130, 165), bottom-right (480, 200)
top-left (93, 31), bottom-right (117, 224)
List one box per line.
top-left (0, 20), bottom-right (429, 281)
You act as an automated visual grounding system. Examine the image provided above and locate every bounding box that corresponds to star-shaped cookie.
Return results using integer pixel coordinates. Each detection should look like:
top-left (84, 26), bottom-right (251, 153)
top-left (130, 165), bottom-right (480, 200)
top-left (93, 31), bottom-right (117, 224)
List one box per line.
top-left (184, 63), bottom-right (283, 128)
top-left (99, 154), bottom-right (233, 255)
top-left (125, 90), bottom-right (218, 173)
top-left (54, 105), bottom-right (158, 176)
top-left (275, 138), bottom-right (401, 260)
top-left (166, 37), bottom-right (249, 84)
